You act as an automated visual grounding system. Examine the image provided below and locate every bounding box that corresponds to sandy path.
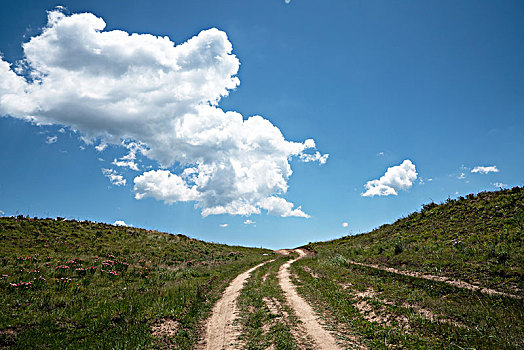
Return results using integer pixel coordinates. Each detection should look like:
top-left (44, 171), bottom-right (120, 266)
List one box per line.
top-left (278, 249), bottom-right (343, 350)
top-left (200, 260), bottom-right (271, 350)
top-left (347, 260), bottom-right (520, 299)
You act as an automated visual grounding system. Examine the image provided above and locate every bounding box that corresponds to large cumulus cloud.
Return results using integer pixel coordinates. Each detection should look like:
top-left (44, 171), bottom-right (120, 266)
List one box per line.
top-left (0, 9), bottom-right (327, 217)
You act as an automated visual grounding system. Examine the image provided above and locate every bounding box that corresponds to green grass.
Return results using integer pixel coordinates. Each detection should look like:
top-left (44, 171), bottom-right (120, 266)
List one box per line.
top-left (2, 187), bottom-right (522, 349)
top-left (290, 187), bottom-right (524, 349)
top-left (0, 216), bottom-right (271, 349)
top-left (292, 255), bottom-right (523, 349)
top-left (305, 187), bottom-right (524, 295)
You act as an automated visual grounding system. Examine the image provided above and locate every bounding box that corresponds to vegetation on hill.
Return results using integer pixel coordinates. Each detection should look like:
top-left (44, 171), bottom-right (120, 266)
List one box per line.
top-left (307, 186), bottom-right (524, 295)
top-left (0, 216), bottom-right (270, 349)
top-left (291, 187), bottom-right (523, 349)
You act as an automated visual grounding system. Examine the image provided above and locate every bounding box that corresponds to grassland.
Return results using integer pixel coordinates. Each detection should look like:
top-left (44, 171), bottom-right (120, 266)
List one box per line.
top-left (0, 216), bottom-right (270, 349)
top-left (1, 187), bottom-right (522, 349)
top-left (291, 187), bottom-right (523, 349)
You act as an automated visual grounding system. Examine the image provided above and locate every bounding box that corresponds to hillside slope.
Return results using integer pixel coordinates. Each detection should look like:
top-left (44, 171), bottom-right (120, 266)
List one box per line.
top-left (307, 186), bottom-right (523, 295)
top-left (0, 217), bottom-right (270, 349)
top-left (290, 187), bottom-right (523, 349)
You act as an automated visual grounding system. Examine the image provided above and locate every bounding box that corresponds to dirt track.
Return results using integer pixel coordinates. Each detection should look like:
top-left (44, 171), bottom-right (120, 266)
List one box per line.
top-left (200, 260), bottom-right (271, 350)
top-left (347, 260), bottom-right (520, 299)
top-left (278, 249), bottom-right (343, 350)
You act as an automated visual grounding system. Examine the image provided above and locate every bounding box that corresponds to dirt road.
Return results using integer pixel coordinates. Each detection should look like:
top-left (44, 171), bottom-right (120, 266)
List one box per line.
top-left (278, 249), bottom-right (344, 350)
top-left (347, 260), bottom-right (520, 298)
top-left (200, 260), bottom-right (272, 350)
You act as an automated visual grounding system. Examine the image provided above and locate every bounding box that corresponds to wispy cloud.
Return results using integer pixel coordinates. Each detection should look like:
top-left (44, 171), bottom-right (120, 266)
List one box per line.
top-left (492, 182), bottom-right (507, 188)
top-left (95, 143), bottom-right (107, 152)
top-left (244, 219), bottom-right (255, 225)
top-left (219, 223), bottom-right (228, 228)
top-left (102, 168), bottom-right (126, 186)
top-left (471, 165), bottom-right (499, 174)
top-left (46, 136), bottom-right (57, 144)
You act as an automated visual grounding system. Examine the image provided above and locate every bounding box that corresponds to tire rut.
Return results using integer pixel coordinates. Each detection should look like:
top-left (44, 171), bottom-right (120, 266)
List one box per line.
top-left (199, 260), bottom-right (272, 350)
top-left (277, 249), bottom-right (344, 350)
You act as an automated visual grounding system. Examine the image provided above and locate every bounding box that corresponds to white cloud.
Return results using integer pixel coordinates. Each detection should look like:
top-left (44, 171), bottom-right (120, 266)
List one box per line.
top-left (95, 143), bottom-right (107, 152)
top-left (46, 135), bottom-right (57, 144)
top-left (58, 127), bottom-right (65, 133)
top-left (112, 141), bottom-right (142, 171)
top-left (492, 182), bottom-right (507, 188)
top-left (342, 222), bottom-right (348, 227)
top-left (258, 196), bottom-right (310, 218)
top-left (244, 219), bottom-right (255, 225)
top-left (219, 223), bottom-right (228, 228)
top-left (471, 166), bottom-right (499, 174)
top-left (113, 158), bottom-right (139, 171)
top-left (134, 169), bottom-right (199, 203)
top-left (113, 220), bottom-right (129, 226)
top-left (0, 10), bottom-right (326, 218)
top-left (102, 168), bottom-right (126, 186)
top-left (299, 151), bottom-right (329, 164)
top-left (362, 159), bottom-right (418, 197)
top-left (458, 172), bottom-right (466, 180)
top-left (377, 151), bottom-right (384, 156)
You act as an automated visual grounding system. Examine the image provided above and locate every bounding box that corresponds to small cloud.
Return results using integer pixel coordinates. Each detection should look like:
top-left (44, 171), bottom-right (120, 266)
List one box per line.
top-left (244, 219), bottom-right (255, 225)
top-left (299, 151), bottom-right (329, 165)
top-left (113, 220), bottom-right (130, 226)
top-left (46, 136), bottom-right (57, 144)
top-left (492, 182), bottom-right (507, 188)
top-left (98, 158), bottom-right (105, 162)
top-left (102, 168), bottom-right (126, 186)
top-left (377, 152), bottom-right (385, 156)
top-left (58, 127), bottom-right (66, 133)
top-left (79, 146), bottom-right (85, 151)
top-left (95, 143), bottom-right (107, 152)
top-left (342, 222), bottom-right (349, 228)
top-left (285, 0), bottom-right (291, 3)
top-left (427, 178), bottom-right (433, 182)
top-left (113, 158), bottom-right (139, 171)
top-left (458, 172), bottom-right (466, 180)
top-left (219, 223), bottom-right (228, 228)
top-left (471, 165), bottom-right (499, 174)
top-left (362, 160), bottom-right (418, 197)
top-left (0, 210), bottom-right (4, 216)
top-left (112, 141), bottom-right (142, 171)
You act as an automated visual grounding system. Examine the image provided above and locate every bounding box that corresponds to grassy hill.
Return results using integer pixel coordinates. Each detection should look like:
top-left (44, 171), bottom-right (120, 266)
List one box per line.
top-left (292, 187), bottom-right (523, 349)
top-left (0, 217), bottom-right (270, 349)
top-left (307, 186), bottom-right (523, 295)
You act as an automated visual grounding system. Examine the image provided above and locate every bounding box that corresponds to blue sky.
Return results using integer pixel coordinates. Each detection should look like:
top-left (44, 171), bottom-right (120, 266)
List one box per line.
top-left (0, 0), bottom-right (523, 249)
